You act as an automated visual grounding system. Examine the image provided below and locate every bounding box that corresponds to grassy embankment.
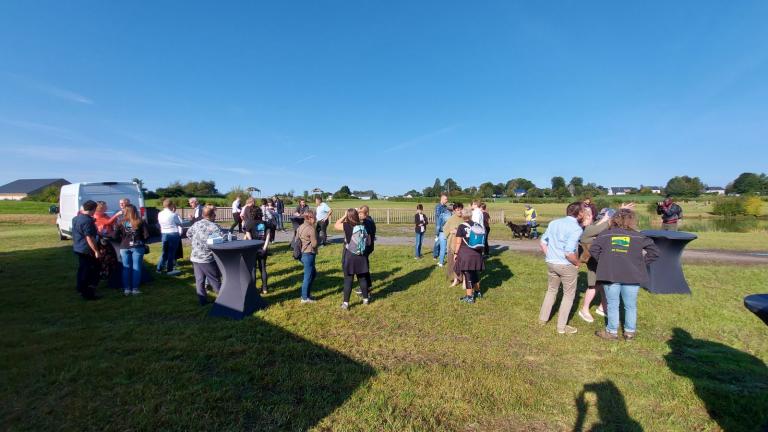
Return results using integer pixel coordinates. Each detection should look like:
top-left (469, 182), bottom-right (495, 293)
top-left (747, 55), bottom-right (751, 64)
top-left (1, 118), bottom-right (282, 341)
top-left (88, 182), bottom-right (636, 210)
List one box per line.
top-left (1, 223), bottom-right (767, 431)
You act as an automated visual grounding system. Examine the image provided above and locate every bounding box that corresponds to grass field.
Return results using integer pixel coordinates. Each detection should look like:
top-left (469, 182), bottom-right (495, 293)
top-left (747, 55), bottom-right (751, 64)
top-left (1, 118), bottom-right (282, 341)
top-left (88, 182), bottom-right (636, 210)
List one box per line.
top-left (1, 224), bottom-right (767, 430)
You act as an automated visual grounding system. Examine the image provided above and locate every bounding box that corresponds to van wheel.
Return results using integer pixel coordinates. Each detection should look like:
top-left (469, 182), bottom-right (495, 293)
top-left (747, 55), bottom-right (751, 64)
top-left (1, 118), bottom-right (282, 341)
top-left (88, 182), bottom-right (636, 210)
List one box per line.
top-left (58, 226), bottom-right (67, 240)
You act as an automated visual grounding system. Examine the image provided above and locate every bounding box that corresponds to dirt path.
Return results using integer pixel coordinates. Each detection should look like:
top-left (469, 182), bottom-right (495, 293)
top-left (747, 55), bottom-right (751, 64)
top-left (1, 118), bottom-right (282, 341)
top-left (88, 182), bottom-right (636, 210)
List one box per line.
top-left (271, 231), bottom-right (768, 265)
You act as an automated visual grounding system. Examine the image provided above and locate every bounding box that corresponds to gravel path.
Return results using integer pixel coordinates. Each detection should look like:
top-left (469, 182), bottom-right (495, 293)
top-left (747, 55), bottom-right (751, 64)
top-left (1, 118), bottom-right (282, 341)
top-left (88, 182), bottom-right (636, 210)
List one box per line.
top-left (269, 231), bottom-right (768, 265)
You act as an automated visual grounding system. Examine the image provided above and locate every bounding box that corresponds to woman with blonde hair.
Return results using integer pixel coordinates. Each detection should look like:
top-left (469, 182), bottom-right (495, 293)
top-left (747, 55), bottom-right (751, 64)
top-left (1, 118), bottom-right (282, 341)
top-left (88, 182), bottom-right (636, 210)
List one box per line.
top-left (590, 208), bottom-right (660, 341)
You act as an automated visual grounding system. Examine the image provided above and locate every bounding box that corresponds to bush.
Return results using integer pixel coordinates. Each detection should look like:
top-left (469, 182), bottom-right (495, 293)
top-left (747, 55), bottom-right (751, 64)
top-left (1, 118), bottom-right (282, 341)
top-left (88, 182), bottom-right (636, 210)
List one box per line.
top-left (22, 185), bottom-right (61, 203)
top-left (225, 186), bottom-right (248, 203)
top-left (744, 196), bottom-right (764, 217)
top-left (712, 197), bottom-right (746, 216)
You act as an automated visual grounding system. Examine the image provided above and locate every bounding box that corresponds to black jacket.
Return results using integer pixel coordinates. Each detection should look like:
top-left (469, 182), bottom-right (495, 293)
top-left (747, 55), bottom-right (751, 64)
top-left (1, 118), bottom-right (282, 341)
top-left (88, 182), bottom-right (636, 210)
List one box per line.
top-left (589, 228), bottom-right (660, 286)
top-left (657, 203), bottom-right (682, 224)
top-left (414, 213), bottom-right (428, 234)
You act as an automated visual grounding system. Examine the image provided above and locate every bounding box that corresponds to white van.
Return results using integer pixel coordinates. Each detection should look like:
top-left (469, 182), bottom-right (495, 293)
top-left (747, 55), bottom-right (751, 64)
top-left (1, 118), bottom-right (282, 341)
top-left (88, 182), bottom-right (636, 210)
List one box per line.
top-left (57, 182), bottom-right (146, 240)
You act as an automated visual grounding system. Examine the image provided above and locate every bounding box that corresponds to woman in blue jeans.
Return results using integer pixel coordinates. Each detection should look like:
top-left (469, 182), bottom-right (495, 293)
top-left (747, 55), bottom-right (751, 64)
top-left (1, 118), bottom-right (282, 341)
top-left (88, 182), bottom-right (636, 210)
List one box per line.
top-left (116, 205), bottom-right (150, 296)
top-left (589, 208), bottom-right (660, 341)
top-left (296, 210), bottom-right (318, 303)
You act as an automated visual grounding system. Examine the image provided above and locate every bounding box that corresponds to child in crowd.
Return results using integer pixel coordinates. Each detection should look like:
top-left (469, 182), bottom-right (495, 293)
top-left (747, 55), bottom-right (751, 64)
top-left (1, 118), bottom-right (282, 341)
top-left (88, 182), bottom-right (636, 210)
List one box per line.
top-left (414, 204), bottom-right (428, 259)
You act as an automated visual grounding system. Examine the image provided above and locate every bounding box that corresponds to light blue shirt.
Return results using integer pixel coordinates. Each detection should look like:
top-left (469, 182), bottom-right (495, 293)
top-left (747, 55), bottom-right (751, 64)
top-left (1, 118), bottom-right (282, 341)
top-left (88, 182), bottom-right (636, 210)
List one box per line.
top-left (315, 202), bottom-right (331, 221)
top-left (540, 216), bottom-right (583, 265)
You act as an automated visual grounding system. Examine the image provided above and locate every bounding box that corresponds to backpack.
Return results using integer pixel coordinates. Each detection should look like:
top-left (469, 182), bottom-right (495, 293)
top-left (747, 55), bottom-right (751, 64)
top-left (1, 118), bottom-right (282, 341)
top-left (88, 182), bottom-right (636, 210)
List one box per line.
top-left (461, 222), bottom-right (486, 250)
top-left (292, 232), bottom-right (303, 260)
top-left (346, 224), bottom-right (370, 256)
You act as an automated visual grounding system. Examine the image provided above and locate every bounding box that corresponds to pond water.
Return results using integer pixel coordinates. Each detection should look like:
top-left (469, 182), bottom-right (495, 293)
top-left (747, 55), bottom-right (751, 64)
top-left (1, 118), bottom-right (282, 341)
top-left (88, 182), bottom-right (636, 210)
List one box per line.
top-left (641, 217), bottom-right (768, 233)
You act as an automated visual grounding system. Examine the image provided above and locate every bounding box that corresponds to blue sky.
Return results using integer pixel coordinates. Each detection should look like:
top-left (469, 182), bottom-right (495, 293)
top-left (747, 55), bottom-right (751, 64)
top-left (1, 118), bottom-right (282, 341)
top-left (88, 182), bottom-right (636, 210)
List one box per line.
top-left (1, 1), bottom-right (767, 195)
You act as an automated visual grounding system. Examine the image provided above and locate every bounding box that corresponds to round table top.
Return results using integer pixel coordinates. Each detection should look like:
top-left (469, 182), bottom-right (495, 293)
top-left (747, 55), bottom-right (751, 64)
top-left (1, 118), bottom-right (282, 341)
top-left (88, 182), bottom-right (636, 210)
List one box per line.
top-left (207, 239), bottom-right (265, 251)
top-left (745, 294), bottom-right (768, 314)
top-left (641, 230), bottom-right (698, 241)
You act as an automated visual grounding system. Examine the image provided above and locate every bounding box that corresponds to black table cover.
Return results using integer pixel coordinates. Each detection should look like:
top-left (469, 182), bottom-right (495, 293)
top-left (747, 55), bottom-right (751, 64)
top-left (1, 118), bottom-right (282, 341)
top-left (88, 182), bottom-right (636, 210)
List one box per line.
top-left (641, 230), bottom-right (697, 295)
top-left (208, 240), bottom-right (266, 319)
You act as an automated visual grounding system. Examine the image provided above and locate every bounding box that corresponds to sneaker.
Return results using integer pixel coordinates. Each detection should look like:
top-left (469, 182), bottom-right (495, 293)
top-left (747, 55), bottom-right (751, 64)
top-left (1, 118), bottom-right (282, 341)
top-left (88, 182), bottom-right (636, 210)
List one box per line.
top-left (623, 332), bottom-right (636, 341)
top-left (131, 289), bottom-right (142, 296)
top-left (459, 295), bottom-right (475, 304)
top-left (362, 298), bottom-right (369, 305)
top-left (595, 329), bottom-right (619, 341)
top-left (167, 270), bottom-right (181, 276)
top-left (341, 302), bottom-right (349, 310)
top-left (123, 290), bottom-right (131, 296)
top-left (355, 289), bottom-right (362, 295)
top-left (300, 298), bottom-right (316, 304)
top-left (557, 325), bottom-right (578, 334)
top-left (437, 263), bottom-right (444, 267)
top-left (156, 269), bottom-right (164, 274)
top-left (595, 307), bottom-right (606, 317)
top-left (261, 288), bottom-right (268, 294)
top-left (474, 291), bottom-right (483, 299)
top-left (578, 310), bottom-right (595, 323)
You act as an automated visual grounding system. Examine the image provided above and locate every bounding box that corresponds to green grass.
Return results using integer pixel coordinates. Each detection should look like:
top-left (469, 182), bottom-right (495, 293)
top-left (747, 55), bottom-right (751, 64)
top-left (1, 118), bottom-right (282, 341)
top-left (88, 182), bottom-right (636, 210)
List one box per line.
top-left (1, 223), bottom-right (767, 430)
top-left (0, 200), bottom-right (53, 214)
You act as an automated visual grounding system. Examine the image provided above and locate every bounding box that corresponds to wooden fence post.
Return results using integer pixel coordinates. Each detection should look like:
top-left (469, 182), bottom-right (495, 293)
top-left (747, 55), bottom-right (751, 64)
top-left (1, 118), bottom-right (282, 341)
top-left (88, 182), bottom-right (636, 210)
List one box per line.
top-left (500, 210), bottom-right (505, 223)
top-left (386, 209), bottom-right (390, 224)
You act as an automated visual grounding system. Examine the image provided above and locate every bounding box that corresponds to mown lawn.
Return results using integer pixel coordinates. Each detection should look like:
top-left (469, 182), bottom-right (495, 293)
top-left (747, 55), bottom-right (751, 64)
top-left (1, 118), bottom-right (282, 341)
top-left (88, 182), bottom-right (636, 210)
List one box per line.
top-left (0, 200), bottom-right (53, 214)
top-left (1, 225), bottom-right (767, 431)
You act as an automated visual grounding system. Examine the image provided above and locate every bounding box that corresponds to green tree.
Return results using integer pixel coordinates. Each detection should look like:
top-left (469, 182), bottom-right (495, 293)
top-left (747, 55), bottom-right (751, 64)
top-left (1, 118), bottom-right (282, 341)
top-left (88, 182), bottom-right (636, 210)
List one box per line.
top-left (665, 176), bottom-right (704, 197)
top-left (527, 187), bottom-right (544, 198)
top-left (744, 196), bottom-right (764, 217)
top-left (156, 181), bottom-right (185, 197)
top-left (226, 185), bottom-right (247, 203)
top-left (333, 185), bottom-right (352, 199)
top-left (478, 182), bottom-right (495, 198)
top-left (568, 177), bottom-right (584, 195)
top-left (729, 172), bottom-right (768, 195)
top-left (551, 176), bottom-right (567, 190)
top-left (443, 178), bottom-right (460, 195)
top-left (428, 178), bottom-right (442, 197)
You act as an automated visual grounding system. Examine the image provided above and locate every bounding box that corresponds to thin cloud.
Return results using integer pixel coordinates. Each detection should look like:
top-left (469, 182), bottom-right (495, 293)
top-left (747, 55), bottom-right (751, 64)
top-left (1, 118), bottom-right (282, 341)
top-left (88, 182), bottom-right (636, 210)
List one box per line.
top-left (295, 154), bottom-right (316, 164)
top-left (383, 124), bottom-right (460, 153)
top-left (7, 74), bottom-right (94, 104)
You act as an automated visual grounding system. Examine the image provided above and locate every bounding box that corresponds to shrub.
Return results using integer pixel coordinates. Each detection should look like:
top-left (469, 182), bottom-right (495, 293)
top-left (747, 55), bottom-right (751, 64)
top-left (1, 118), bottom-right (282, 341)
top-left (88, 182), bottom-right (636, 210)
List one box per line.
top-left (22, 185), bottom-right (61, 203)
top-left (744, 196), bottom-right (764, 217)
top-left (712, 197), bottom-right (746, 216)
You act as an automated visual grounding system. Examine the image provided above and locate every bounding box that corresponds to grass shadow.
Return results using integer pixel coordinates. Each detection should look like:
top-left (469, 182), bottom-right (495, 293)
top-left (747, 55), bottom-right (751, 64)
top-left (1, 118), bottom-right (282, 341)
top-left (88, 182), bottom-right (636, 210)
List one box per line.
top-left (373, 265), bottom-right (434, 301)
top-left (574, 380), bottom-right (643, 431)
top-left (664, 328), bottom-right (768, 431)
top-left (480, 257), bottom-right (514, 294)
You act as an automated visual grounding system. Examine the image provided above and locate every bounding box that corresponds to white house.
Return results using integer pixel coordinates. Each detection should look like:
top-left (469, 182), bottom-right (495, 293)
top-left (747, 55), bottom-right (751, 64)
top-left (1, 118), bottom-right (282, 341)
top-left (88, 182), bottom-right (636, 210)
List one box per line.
top-left (705, 186), bottom-right (726, 195)
top-left (608, 187), bottom-right (637, 196)
top-left (645, 186), bottom-right (663, 194)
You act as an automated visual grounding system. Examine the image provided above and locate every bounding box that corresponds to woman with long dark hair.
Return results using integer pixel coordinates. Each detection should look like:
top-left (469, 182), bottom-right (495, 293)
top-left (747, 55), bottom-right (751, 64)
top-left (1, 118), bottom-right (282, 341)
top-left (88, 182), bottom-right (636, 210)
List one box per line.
top-left (334, 208), bottom-right (371, 310)
top-left (115, 204), bottom-right (150, 296)
top-left (243, 205), bottom-right (275, 294)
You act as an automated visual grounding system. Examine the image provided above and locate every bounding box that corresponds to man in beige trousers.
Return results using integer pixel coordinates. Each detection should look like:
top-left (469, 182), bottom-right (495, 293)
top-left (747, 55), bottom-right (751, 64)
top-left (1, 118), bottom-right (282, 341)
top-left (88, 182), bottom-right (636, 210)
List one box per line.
top-left (538, 202), bottom-right (587, 334)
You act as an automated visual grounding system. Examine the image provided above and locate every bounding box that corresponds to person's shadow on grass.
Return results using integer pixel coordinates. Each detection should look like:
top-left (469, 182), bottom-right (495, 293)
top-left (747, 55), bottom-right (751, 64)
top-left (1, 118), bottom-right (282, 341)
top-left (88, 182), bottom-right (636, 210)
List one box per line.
top-left (573, 380), bottom-right (643, 431)
top-left (664, 328), bottom-right (768, 431)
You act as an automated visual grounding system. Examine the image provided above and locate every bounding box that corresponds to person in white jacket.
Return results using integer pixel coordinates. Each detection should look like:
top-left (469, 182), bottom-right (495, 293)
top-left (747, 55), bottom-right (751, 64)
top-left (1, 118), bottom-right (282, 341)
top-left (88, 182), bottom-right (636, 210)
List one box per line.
top-left (157, 198), bottom-right (183, 276)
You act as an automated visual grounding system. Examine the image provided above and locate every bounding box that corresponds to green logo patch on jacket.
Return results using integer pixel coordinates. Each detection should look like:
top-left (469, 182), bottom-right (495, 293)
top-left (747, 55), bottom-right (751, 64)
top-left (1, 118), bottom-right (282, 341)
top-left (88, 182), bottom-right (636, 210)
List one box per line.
top-left (611, 236), bottom-right (630, 253)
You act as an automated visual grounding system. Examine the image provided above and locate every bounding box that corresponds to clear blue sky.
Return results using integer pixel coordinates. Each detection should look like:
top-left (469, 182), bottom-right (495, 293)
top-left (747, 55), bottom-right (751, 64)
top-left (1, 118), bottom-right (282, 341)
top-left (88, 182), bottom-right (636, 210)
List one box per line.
top-left (1, 1), bottom-right (767, 195)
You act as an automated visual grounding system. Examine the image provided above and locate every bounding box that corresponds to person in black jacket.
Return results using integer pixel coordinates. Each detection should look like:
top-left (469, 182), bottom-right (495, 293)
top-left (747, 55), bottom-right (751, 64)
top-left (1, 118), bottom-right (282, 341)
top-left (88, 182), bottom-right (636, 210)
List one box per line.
top-left (334, 209), bottom-right (371, 309)
top-left (71, 200), bottom-right (101, 300)
top-left (656, 195), bottom-right (683, 231)
top-left (414, 204), bottom-right (428, 258)
top-left (590, 209), bottom-right (660, 341)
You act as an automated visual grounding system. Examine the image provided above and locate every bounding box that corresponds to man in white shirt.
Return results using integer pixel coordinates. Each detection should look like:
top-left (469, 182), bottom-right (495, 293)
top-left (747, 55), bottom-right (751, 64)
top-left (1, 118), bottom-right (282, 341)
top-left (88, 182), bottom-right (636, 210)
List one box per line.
top-left (157, 198), bottom-right (183, 276)
top-left (188, 197), bottom-right (203, 223)
top-left (230, 196), bottom-right (243, 233)
top-left (314, 196), bottom-right (333, 246)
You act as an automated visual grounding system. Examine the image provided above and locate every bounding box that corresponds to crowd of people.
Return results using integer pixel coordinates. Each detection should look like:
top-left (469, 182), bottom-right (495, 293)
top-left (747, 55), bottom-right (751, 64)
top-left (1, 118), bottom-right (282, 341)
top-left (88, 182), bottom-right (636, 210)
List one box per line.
top-left (70, 192), bottom-right (680, 340)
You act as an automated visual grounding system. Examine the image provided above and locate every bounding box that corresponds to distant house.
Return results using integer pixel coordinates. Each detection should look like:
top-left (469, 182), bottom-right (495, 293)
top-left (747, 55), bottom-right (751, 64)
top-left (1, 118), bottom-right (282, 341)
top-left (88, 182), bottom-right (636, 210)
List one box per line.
top-left (705, 186), bottom-right (726, 195)
top-left (513, 188), bottom-right (527, 197)
top-left (403, 194), bottom-right (413, 199)
top-left (608, 187), bottom-right (637, 196)
top-left (0, 178), bottom-right (70, 200)
top-left (645, 186), bottom-right (663, 194)
top-left (353, 193), bottom-right (373, 201)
